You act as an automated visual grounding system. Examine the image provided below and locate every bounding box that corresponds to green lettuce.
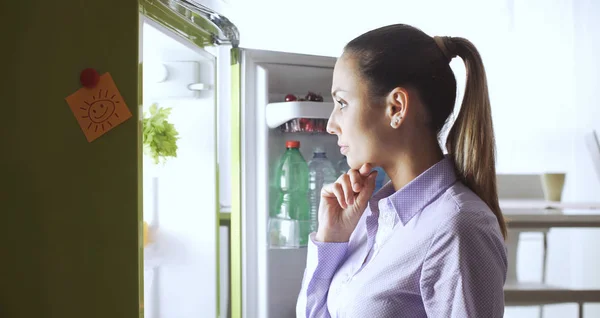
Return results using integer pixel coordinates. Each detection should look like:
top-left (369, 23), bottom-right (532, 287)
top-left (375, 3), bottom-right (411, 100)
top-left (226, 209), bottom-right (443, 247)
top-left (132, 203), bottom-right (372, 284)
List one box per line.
top-left (142, 103), bottom-right (179, 164)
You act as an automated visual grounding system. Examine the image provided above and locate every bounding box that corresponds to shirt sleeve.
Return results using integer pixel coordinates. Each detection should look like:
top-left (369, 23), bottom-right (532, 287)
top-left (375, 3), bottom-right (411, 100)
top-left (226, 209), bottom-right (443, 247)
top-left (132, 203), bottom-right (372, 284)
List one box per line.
top-left (296, 232), bottom-right (349, 318)
top-left (420, 209), bottom-right (507, 318)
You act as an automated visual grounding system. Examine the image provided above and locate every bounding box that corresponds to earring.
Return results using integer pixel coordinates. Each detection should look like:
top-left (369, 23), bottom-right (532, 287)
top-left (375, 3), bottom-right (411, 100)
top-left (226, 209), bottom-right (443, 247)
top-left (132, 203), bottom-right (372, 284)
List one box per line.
top-left (390, 116), bottom-right (402, 128)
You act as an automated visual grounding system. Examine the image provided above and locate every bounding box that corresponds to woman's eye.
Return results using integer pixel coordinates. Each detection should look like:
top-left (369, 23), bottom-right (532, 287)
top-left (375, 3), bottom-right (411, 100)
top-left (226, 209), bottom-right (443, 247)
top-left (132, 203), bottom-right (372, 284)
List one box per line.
top-left (336, 99), bottom-right (347, 109)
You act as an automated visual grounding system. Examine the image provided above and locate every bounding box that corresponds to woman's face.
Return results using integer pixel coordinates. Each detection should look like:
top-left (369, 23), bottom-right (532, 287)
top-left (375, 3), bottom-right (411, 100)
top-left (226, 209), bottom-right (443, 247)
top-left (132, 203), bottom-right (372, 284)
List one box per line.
top-left (327, 55), bottom-right (395, 169)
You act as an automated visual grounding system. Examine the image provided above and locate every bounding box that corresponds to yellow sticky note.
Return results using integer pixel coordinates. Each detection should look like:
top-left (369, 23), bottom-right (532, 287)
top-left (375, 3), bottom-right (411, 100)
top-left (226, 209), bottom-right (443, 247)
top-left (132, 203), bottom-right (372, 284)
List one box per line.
top-left (65, 72), bottom-right (132, 142)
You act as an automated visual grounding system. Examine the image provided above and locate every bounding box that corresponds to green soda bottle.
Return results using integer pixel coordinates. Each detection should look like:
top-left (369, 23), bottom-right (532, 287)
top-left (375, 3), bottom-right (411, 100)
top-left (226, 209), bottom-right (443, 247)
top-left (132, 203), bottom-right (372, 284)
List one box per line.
top-left (271, 140), bottom-right (310, 246)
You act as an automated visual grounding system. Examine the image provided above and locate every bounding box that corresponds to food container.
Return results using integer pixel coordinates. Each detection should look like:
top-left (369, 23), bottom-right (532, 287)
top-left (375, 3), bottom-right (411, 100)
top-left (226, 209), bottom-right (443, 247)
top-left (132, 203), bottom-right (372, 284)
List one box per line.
top-left (279, 118), bottom-right (328, 133)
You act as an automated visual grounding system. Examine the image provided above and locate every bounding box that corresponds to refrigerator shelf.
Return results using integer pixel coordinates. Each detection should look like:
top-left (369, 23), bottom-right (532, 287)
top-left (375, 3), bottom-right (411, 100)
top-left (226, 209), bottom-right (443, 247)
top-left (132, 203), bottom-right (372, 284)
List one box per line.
top-left (265, 101), bottom-right (334, 129)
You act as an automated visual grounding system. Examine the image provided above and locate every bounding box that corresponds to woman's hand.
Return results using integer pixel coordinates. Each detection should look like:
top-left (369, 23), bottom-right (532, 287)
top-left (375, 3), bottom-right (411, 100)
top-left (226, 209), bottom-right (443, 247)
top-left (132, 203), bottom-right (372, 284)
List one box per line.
top-left (315, 163), bottom-right (378, 242)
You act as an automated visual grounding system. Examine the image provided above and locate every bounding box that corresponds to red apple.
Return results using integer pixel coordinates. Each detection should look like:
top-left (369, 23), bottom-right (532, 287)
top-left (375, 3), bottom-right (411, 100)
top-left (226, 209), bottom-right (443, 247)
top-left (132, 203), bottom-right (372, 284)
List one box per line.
top-left (305, 92), bottom-right (318, 101)
top-left (285, 94), bottom-right (297, 102)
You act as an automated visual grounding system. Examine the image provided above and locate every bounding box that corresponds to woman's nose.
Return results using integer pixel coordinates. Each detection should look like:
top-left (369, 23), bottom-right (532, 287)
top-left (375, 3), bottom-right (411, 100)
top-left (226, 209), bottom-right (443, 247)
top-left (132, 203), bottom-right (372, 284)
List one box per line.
top-left (326, 111), bottom-right (339, 135)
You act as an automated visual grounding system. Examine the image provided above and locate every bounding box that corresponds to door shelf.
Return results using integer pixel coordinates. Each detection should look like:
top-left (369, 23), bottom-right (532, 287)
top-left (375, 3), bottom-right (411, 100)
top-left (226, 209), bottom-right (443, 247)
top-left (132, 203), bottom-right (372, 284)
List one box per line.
top-left (265, 101), bottom-right (334, 129)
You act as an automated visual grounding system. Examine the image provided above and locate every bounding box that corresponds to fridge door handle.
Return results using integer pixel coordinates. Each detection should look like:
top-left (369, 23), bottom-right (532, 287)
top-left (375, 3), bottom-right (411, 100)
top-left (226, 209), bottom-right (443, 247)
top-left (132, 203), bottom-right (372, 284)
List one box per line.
top-left (177, 0), bottom-right (240, 47)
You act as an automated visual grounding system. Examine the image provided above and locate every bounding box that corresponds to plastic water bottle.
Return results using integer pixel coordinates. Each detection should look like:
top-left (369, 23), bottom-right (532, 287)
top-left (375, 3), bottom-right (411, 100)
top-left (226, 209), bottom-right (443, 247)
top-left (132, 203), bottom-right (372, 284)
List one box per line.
top-left (308, 147), bottom-right (337, 233)
top-left (336, 156), bottom-right (351, 177)
top-left (269, 140), bottom-right (310, 246)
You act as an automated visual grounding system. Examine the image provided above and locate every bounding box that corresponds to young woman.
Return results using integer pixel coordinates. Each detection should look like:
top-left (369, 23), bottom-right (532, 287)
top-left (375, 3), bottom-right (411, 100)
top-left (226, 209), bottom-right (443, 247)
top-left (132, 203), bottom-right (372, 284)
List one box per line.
top-left (296, 24), bottom-right (507, 317)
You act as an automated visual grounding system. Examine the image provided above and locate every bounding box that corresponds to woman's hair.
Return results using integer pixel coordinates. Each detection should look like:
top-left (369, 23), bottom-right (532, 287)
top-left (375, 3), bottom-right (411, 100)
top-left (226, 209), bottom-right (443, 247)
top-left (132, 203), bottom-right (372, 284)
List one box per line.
top-left (344, 24), bottom-right (506, 239)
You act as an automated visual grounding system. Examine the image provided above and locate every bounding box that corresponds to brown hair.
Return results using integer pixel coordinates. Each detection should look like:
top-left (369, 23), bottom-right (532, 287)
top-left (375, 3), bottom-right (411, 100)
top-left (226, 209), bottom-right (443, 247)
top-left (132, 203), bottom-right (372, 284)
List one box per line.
top-left (344, 24), bottom-right (506, 238)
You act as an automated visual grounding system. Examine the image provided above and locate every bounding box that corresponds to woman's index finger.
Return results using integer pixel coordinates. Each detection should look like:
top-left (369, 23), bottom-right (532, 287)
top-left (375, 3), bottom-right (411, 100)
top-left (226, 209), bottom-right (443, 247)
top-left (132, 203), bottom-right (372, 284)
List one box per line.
top-left (359, 163), bottom-right (373, 176)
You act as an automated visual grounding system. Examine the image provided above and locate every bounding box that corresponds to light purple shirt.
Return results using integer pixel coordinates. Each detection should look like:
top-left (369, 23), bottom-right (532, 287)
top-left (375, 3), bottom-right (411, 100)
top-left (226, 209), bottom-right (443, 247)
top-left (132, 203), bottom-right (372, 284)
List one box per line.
top-left (296, 157), bottom-right (507, 317)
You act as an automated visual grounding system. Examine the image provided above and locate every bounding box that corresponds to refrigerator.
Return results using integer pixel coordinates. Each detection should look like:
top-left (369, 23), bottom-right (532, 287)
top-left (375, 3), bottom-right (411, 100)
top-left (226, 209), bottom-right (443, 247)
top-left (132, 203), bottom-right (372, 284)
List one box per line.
top-left (6, 0), bottom-right (343, 316)
top-left (139, 1), bottom-right (340, 318)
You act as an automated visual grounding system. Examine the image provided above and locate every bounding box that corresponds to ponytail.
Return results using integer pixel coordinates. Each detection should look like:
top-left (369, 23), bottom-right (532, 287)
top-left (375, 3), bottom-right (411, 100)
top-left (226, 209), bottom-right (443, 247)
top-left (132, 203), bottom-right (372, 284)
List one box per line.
top-left (442, 37), bottom-right (507, 239)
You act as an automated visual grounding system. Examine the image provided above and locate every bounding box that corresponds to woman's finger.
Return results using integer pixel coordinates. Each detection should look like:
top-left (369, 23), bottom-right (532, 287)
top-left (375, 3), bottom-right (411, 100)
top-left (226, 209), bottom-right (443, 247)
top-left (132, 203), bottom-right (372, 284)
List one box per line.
top-left (347, 169), bottom-right (363, 192)
top-left (331, 182), bottom-right (347, 209)
top-left (339, 174), bottom-right (355, 206)
top-left (359, 163), bottom-right (373, 177)
top-left (321, 182), bottom-right (339, 198)
top-left (355, 171), bottom-right (378, 208)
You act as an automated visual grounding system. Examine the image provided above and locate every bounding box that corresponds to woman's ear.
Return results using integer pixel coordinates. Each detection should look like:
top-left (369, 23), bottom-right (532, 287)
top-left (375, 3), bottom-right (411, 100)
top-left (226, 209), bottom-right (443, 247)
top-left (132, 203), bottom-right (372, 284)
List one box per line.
top-left (386, 87), bottom-right (409, 129)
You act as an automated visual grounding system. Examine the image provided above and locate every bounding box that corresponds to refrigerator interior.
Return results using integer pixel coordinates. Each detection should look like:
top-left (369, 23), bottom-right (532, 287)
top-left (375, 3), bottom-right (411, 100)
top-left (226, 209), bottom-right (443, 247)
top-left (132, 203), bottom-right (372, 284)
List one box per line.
top-left (141, 16), bottom-right (219, 318)
top-left (240, 49), bottom-right (338, 318)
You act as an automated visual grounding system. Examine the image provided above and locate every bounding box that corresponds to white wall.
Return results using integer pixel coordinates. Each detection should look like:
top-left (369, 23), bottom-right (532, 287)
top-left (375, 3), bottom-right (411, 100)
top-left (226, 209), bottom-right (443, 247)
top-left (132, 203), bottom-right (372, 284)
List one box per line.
top-left (220, 0), bottom-right (600, 317)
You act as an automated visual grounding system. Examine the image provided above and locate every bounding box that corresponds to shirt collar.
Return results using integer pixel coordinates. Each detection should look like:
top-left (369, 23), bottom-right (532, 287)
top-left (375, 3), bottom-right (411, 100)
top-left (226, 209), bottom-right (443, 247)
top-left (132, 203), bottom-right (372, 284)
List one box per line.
top-left (368, 156), bottom-right (458, 226)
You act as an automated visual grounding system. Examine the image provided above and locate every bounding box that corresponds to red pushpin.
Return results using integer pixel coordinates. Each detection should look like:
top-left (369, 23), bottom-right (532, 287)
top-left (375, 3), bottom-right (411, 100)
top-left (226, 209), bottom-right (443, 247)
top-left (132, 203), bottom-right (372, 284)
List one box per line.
top-left (80, 68), bottom-right (100, 88)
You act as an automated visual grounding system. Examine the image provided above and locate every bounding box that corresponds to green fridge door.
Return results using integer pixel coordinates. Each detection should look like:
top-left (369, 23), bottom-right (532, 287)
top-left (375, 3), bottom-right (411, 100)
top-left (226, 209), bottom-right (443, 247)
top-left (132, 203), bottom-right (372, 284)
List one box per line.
top-left (2, 1), bottom-right (141, 318)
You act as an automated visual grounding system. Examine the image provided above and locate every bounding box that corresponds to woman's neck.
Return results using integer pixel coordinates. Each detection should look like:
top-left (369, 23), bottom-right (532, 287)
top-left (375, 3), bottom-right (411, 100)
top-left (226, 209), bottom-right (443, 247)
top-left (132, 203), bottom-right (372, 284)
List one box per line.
top-left (383, 138), bottom-right (444, 192)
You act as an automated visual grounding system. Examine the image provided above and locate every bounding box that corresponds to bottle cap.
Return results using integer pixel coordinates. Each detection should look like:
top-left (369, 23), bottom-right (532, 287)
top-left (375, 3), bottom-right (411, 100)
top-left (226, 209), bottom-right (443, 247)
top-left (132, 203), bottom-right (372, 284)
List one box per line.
top-left (313, 146), bottom-right (325, 153)
top-left (286, 140), bottom-right (300, 148)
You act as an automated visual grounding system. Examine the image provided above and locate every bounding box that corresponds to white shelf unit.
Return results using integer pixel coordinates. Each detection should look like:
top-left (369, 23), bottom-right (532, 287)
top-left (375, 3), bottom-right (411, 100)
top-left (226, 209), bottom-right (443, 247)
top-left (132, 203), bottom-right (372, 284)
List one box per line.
top-left (501, 197), bottom-right (600, 318)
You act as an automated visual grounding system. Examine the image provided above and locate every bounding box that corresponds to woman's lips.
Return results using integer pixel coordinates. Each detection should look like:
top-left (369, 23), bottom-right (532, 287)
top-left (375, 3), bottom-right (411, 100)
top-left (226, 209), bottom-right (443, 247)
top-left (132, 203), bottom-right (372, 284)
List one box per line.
top-left (340, 146), bottom-right (349, 155)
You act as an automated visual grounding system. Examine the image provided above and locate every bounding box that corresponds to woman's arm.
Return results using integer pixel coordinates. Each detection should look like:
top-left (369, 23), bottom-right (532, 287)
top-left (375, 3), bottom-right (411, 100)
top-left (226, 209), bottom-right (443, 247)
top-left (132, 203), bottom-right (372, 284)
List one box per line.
top-left (296, 233), bottom-right (348, 318)
top-left (420, 209), bottom-right (507, 317)
top-left (297, 164), bottom-right (377, 317)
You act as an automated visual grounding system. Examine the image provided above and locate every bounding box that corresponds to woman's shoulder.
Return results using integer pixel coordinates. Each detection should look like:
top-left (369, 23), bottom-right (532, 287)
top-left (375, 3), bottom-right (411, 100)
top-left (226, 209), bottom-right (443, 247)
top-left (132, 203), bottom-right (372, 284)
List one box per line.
top-left (424, 181), bottom-right (502, 238)
top-left (447, 181), bottom-right (494, 213)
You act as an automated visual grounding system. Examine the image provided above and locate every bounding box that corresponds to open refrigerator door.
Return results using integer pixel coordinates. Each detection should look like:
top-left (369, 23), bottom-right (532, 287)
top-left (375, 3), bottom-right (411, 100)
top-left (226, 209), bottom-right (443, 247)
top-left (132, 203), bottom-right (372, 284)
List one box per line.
top-left (139, 1), bottom-right (238, 317)
top-left (236, 49), bottom-right (339, 318)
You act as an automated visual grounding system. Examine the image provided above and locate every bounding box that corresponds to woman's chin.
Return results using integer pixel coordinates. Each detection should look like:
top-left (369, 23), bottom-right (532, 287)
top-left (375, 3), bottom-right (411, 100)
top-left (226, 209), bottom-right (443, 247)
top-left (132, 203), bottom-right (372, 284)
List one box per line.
top-left (347, 157), bottom-right (362, 170)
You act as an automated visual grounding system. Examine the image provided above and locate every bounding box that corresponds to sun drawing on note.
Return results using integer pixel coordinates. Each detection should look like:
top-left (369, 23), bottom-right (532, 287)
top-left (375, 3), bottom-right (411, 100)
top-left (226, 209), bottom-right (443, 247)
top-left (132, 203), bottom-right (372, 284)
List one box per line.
top-left (65, 72), bottom-right (132, 142)
top-left (79, 88), bottom-right (121, 132)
